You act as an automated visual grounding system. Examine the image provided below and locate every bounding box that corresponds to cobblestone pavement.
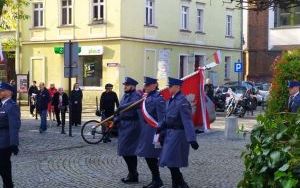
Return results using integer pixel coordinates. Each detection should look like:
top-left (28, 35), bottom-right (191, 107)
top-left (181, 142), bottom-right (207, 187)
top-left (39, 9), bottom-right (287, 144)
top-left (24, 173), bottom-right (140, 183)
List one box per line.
top-left (1, 107), bottom-right (261, 188)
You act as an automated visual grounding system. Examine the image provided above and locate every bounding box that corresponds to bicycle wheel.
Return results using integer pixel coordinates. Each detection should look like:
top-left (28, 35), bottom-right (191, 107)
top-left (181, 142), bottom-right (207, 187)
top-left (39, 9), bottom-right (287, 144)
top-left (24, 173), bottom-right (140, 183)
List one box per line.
top-left (81, 120), bottom-right (105, 144)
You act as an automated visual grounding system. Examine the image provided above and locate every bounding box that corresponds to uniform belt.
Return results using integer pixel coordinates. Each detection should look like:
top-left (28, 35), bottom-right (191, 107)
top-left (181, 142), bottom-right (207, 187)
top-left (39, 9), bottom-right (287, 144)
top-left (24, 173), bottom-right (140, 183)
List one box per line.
top-left (166, 125), bottom-right (184, 130)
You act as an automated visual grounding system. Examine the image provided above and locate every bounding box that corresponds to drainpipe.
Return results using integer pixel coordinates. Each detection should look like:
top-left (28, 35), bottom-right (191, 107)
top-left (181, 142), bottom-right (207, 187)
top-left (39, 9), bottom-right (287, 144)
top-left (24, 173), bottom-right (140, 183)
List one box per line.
top-left (15, 0), bottom-right (20, 75)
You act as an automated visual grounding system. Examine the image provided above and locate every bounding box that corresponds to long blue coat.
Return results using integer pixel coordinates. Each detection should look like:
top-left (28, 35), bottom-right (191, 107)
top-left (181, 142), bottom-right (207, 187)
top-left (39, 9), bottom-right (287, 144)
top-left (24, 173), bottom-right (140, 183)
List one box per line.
top-left (136, 91), bottom-right (165, 158)
top-left (289, 93), bottom-right (300, 113)
top-left (117, 90), bottom-right (142, 156)
top-left (0, 99), bottom-right (21, 149)
top-left (159, 92), bottom-right (196, 168)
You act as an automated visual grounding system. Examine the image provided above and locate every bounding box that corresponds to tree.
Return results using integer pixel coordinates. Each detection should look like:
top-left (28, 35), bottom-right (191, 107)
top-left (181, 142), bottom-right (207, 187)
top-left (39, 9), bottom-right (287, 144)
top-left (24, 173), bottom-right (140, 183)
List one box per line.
top-left (224, 0), bottom-right (300, 11)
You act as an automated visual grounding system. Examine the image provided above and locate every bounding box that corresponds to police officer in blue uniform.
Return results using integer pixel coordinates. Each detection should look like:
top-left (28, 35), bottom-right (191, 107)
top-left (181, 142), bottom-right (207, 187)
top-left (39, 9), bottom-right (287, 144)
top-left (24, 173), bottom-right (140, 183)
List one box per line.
top-left (158, 77), bottom-right (199, 188)
top-left (136, 77), bottom-right (165, 188)
top-left (115, 77), bottom-right (142, 184)
top-left (287, 80), bottom-right (300, 113)
top-left (0, 82), bottom-right (21, 188)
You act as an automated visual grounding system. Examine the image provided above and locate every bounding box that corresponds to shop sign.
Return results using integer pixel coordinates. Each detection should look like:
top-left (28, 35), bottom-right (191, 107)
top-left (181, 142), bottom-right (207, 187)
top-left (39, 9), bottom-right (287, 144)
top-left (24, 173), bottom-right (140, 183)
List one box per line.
top-left (107, 63), bottom-right (119, 67)
top-left (54, 47), bottom-right (81, 54)
top-left (79, 46), bottom-right (104, 56)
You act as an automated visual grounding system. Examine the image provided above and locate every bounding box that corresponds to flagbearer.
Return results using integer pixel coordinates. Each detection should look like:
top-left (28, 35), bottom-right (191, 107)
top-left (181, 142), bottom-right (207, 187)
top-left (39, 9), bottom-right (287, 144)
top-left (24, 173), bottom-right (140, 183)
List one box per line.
top-left (136, 77), bottom-right (165, 188)
top-left (157, 77), bottom-right (199, 188)
top-left (115, 77), bottom-right (142, 184)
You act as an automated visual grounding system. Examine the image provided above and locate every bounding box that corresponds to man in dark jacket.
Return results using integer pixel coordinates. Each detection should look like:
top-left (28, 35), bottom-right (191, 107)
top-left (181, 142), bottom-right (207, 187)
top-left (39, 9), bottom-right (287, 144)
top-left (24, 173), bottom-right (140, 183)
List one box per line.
top-left (204, 78), bottom-right (214, 102)
top-left (100, 83), bottom-right (119, 138)
top-left (52, 87), bottom-right (69, 134)
top-left (100, 83), bottom-right (119, 118)
top-left (36, 82), bottom-right (50, 133)
top-left (0, 82), bottom-right (21, 188)
top-left (28, 81), bottom-right (39, 116)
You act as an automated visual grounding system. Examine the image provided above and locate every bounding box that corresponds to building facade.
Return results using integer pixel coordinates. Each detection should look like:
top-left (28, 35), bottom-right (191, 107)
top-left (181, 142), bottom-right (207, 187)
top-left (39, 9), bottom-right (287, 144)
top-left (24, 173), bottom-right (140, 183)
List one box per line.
top-left (0, 31), bottom-right (16, 82)
top-left (244, 6), bottom-right (300, 82)
top-left (20, 0), bottom-right (242, 101)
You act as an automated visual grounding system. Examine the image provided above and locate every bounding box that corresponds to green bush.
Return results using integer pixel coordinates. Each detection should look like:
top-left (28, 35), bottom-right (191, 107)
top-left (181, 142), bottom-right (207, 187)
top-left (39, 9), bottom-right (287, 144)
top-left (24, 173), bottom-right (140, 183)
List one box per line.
top-left (239, 50), bottom-right (300, 188)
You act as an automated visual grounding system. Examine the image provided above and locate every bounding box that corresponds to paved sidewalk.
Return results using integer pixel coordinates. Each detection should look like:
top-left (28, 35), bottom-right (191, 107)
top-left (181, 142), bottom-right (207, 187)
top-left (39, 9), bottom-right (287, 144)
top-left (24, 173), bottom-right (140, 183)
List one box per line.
top-left (1, 111), bottom-right (259, 188)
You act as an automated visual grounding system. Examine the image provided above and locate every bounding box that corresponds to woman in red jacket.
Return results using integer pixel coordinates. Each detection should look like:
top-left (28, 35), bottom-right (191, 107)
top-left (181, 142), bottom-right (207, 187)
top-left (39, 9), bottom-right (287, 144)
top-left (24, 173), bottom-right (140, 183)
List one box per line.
top-left (48, 83), bottom-right (57, 121)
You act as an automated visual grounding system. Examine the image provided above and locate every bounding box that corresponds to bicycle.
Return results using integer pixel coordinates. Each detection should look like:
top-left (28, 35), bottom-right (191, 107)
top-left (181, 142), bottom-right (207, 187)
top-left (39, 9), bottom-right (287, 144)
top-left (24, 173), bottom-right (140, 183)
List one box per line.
top-left (81, 97), bottom-right (145, 144)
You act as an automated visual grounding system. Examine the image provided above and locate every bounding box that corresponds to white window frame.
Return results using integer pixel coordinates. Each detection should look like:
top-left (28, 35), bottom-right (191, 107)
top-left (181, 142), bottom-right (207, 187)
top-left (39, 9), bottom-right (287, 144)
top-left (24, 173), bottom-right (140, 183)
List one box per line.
top-left (181, 6), bottom-right (189, 30)
top-left (91, 0), bottom-right (104, 22)
top-left (33, 2), bottom-right (44, 27)
top-left (197, 8), bottom-right (204, 32)
top-left (145, 0), bottom-right (155, 26)
top-left (179, 54), bottom-right (189, 78)
top-left (61, 0), bottom-right (73, 26)
top-left (226, 15), bottom-right (233, 37)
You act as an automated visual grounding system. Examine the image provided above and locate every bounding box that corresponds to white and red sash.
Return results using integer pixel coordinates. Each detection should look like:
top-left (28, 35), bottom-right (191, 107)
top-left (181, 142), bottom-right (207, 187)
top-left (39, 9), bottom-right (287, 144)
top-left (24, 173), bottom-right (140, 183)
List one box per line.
top-left (141, 98), bottom-right (158, 128)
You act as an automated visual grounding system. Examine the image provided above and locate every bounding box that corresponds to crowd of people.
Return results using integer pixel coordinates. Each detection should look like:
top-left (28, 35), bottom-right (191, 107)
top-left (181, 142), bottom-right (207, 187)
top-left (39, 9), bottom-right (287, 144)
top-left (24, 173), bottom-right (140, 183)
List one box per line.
top-left (28, 81), bottom-right (83, 134)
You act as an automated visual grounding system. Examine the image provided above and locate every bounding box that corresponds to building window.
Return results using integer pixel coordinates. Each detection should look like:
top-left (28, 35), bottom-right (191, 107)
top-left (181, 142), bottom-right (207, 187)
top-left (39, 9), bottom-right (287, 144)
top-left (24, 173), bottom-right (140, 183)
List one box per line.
top-left (81, 56), bottom-right (103, 86)
top-left (92, 0), bottom-right (104, 22)
top-left (181, 6), bottom-right (189, 30)
top-left (179, 55), bottom-right (188, 78)
top-left (226, 15), bottom-right (233, 36)
top-left (197, 9), bottom-right (204, 32)
top-left (61, 0), bottom-right (72, 25)
top-left (194, 55), bottom-right (205, 71)
top-left (33, 3), bottom-right (44, 27)
top-left (224, 56), bottom-right (231, 79)
top-left (146, 0), bottom-right (154, 25)
top-left (275, 6), bottom-right (300, 27)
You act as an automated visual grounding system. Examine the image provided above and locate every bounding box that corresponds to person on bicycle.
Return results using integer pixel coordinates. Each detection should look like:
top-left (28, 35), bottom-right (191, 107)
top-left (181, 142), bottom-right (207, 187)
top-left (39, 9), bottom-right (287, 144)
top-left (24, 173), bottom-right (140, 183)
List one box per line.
top-left (136, 76), bottom-right (165, 188)
top-left (114, 77), bottom-right (142, 184)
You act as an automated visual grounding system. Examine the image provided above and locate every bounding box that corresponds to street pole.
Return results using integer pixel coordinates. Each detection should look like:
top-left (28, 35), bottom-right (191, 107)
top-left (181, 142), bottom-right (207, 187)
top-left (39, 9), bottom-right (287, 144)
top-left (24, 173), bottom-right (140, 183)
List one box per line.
top-left (15, 0), bottom-right (20, 75)
top-left (68, 40), bottom-right (72, 137)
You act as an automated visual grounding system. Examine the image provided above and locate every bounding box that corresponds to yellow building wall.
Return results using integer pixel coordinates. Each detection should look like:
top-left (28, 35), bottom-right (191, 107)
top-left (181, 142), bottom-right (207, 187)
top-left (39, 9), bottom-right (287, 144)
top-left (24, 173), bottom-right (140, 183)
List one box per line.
top-left (121, 0), bottom-right (242, 49)
top-left (120, 41), bottom-right (240, 90)
top-left (20, 41), bottom-right (121, 103)
top-left (21, 0), bottom-right (121, 42)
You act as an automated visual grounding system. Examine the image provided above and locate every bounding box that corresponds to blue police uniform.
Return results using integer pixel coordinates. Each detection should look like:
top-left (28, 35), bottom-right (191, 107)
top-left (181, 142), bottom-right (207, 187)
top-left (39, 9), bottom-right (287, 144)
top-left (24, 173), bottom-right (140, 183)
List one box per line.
top-left (118, 90), bottom-right (142, 156)
top-left (135, 77), bottom-right (165, 188)
top-left (116, 77), bottom-right (142, 184)
top-left (158, 77), bottom-right (199, 188)
top-left (0, 82), bottom-right (21, 188)
top-left (288, 81), bottom-right (300, 113)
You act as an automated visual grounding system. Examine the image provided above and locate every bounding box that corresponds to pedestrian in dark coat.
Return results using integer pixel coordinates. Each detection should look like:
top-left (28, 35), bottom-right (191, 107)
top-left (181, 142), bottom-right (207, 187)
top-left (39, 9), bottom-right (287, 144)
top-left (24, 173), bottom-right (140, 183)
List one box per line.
top-left (158, 77), bottom-right (199, 188)
top-left (100, 83), bottom-right (119, 139)
top-left (136, 76), bottom-right (165, 188)
top-left (70, 83), bottom-right (83, 126)
top-left (36, 82), bottom-right (50, 133)
top-left (52, 87), bottom-right (69, 134)
top-left (287, 80), bottom-right (300, 113)
top-left (28, 81), bottom-right (39, 116)
top-left (115, 77), bottom-right (142, 184)
top-left (204, 78), bottom-right (214, 102)
top-left (100, 83), bottom-right (119, 118)
top-left (0, 82), bottom-right (21, 188)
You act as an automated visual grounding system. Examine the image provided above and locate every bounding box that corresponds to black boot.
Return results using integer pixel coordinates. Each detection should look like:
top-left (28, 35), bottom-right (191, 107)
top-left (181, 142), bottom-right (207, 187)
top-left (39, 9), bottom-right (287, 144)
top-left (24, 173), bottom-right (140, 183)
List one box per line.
top-left (121, 173), bottom-right (138, 184)
top-left (61, 125), bottom-right (66, 134)
top-left (143, 177), bottom-right (163, 188)
top-left (178, 181), bottom-right (190, 188)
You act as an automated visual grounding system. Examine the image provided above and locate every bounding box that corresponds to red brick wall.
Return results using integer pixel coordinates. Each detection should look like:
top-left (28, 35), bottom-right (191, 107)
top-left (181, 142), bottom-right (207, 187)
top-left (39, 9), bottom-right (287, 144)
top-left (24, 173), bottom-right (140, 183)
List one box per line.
top-left (246, 10), bottom-right (281, 82)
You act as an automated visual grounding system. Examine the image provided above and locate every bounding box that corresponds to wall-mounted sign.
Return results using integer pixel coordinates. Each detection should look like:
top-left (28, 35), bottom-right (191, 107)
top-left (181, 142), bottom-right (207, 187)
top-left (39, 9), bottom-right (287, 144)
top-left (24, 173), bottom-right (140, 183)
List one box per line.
top-left (54, 47), bottom-right (81, 54)
top-left (107, 63), bottom-right (119, 67)
top-left (16, 74), bottom-right (28, 93)
top-left (79, 46), bottom-right (104, 56)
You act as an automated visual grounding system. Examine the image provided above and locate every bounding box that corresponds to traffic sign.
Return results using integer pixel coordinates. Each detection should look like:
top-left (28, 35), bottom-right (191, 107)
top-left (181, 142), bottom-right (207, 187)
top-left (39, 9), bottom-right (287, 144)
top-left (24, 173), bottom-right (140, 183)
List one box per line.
top-left (234, 61), bottom-right (243, 73)
top-left (64, 42), bottom-right (79, 78)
